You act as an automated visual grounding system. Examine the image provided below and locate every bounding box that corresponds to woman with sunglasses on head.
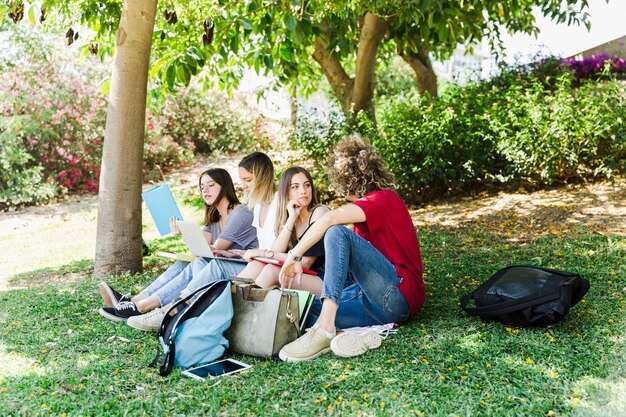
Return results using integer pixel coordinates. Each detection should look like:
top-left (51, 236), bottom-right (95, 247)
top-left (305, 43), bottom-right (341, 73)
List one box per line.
top-left (97, 167), bottom-right (258, 327)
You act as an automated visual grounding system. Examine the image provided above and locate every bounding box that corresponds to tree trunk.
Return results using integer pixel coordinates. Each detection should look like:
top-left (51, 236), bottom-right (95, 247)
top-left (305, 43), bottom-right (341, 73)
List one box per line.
top-left (94, 0), bottom-right (157, 277)
top-left (399, 48), bottom-right (438, 98)
top-left (313, 13), bottom-right (392, 123)
top-left (352, 13), bottom-right (394, 121)
top-left (312, 34), bottom-right (354, 115)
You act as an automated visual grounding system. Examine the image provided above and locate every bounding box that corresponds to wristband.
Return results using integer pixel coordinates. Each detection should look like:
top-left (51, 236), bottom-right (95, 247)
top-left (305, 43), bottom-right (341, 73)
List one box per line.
top-left (287, 250), bottom-right (302, 262)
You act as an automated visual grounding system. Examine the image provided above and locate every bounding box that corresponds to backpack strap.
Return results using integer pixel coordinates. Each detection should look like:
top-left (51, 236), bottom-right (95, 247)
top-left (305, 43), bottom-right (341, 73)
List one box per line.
top-left (460, 289), bottom-right (561, 316)
top-left (159, 343), bottom-right (176, 377)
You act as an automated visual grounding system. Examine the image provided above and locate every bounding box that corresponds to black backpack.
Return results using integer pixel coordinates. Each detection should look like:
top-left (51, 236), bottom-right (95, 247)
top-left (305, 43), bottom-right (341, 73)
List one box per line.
top-left (460, 266), bottom-right (590, 326)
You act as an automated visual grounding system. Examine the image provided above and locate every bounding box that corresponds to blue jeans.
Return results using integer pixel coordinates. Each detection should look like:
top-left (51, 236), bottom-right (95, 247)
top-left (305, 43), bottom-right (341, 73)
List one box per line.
top-left (142, 260), bottom-right (192, 306)
top-left (183, 258), bottom-right (246, 295)
top-left (307, 225), bottom-right (410, 329)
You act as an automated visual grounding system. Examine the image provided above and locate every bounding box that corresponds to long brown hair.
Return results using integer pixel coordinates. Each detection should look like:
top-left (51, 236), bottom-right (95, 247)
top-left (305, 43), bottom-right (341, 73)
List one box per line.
top-left (238, 152), bottom-right (276, 209)
top-left (274, 166), bottom-right (319, 239)
top-left (199, 168), bottom-right (240, 226)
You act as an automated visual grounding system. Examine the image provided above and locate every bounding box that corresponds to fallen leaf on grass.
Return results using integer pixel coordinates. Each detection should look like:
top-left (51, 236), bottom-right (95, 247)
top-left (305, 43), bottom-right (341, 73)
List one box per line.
top-left (107, 335), bottom-right (130, 342)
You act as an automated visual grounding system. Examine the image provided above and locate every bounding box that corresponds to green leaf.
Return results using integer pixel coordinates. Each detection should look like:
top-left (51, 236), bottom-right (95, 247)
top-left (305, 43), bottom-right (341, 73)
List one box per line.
top-left (279, 47), bottom-right (293, 62)
top-left (263, 54), bottom-right (273, 70)
top-left (239, 18), bottom-right (253, 31)
top-left (28, 5), bottom-right (36, 26)
top-left (101, 79), bottom-right (110, 96)
top-left (184, 53), bottom-right (198, 75)
top-left (419, 0), bottom-right (432, 12)
top-left (165, 64), bottom-right (177, 89)
top-left (177, 64), bottom-right (191, 86)
top-left (0, 4), bottom-right (7, 25)
top-left (284, 15), bottom-right (297, 32)
top-left (230, 34), bottom-right (240, 53)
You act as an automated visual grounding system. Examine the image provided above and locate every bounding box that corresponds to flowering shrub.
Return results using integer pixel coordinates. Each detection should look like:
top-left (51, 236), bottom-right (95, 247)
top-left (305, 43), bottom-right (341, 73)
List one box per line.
top-left (146, 88), bottom-right (256, 159)
top-left (561, 53), bottom-right (626, 80)
top-left (1, 25), bottom-right (261, 209)
top-left (0, 26), bottom-right (107, 209)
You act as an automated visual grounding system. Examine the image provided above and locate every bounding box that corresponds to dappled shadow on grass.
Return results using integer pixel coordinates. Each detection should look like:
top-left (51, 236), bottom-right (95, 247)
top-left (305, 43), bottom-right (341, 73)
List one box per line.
top-left (2, 260), bottom-right (95, 292)
top-left (411, 178), bottom-right (626, 241)
top-left (0, 230), bottom-right (624, 415)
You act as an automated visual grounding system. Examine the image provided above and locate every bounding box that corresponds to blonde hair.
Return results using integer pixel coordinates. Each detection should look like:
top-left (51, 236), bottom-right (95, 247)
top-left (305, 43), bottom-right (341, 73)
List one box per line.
top-left (274, 167), bottom-right (319, 239)
top-left (239, 152), bottom-right (276, 209)
top-left (329, 133), bottom-right (394, 197)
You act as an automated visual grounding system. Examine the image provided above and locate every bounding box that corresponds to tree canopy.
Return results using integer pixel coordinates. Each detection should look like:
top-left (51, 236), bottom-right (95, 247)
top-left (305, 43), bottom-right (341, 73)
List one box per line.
top-left (2, 0), bottom-right (592, 119)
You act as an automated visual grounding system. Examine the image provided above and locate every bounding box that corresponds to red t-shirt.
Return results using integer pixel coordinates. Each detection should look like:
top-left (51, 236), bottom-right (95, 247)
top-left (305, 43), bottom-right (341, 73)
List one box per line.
top-left (352, 190), bottom-right (425, 317)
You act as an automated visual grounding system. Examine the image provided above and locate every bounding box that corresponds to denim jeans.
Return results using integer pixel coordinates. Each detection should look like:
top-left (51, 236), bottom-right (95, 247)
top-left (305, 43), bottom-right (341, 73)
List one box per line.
top-left (307, 225), bottom-right (410, 329)
top-left (142, 260), bottom-right (192, 306)
top-left (183, 258), bottom-right (246, 295)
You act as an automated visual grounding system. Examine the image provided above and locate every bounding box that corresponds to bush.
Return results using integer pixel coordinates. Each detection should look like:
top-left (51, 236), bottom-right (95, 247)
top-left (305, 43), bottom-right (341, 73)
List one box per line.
top-left (370, 62), bottom-right (626, 202)
top-left (0, 24), bottom-right (261, 208)
top-left (148, 88), bottom-right (256, 155)
top-left (369, 90), bottom-right (499, 201)
top-left (561, 53), bottom-right (626, 80)
top-left (487, 71), bottom-right (626, 183)
top-left (0, 25), bottom-right (107, 209)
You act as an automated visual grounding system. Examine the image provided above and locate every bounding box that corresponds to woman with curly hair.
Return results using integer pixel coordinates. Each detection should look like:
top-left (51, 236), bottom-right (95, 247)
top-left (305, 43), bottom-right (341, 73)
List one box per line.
top-left (278, 132), bottom-right (424, 361)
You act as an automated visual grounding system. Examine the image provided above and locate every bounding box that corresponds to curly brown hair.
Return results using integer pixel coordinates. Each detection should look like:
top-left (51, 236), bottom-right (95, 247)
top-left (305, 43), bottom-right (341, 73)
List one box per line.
top-left (328, 133), bottom-right (394, 197)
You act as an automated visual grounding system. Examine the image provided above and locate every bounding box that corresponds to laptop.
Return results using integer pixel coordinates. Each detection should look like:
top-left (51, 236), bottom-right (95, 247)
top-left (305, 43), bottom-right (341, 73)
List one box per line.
top-left (176, 220), bottom-right (248, 264)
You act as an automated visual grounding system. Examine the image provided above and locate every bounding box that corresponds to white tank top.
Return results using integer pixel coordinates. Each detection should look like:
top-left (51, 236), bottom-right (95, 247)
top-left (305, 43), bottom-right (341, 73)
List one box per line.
top-left (252, 192), bottom-right (278, 249)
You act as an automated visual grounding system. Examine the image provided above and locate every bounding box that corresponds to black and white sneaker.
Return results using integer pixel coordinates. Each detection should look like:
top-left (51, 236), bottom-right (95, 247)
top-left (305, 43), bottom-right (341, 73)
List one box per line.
top-left (99, 282), bottom-right (131, 308)
top-left (98, 301), bottom-right (141, 322)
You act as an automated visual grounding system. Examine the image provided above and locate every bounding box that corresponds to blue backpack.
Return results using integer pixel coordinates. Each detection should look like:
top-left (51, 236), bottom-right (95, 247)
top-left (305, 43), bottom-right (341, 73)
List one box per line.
top-left (150, 280), bottom-right (233, 376)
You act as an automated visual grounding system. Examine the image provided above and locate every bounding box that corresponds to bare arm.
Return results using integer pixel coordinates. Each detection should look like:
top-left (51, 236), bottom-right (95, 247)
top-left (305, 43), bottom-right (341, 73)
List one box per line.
top-left (279, 203), bottom-right (366, 288)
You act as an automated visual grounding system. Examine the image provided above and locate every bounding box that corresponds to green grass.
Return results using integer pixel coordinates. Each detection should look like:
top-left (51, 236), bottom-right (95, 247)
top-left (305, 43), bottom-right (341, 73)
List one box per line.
top-left (0, 228), bottom-right (625, 416)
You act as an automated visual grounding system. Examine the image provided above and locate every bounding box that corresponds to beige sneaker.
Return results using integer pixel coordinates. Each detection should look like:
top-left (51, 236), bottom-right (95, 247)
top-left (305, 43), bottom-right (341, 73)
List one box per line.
top-left (330, 330), bottom-right (382, 358)
top-left (278, 323), bottom-right (334, 362)
top-left (127, 308), bottom-right (165, 333)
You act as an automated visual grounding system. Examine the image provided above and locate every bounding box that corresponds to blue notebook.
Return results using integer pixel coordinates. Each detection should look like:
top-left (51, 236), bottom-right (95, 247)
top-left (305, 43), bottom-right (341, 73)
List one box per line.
top-left (141, 184), bottom-right (183, 236)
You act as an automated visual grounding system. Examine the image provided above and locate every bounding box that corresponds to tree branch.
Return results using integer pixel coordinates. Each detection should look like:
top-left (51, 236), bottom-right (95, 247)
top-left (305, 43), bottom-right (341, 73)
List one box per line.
top-left (398, 48), bottom-right (438, 97)
top-left (352, 12), bottom-right (395, 117)
top-left (312, 25), bottom-right (354, 114)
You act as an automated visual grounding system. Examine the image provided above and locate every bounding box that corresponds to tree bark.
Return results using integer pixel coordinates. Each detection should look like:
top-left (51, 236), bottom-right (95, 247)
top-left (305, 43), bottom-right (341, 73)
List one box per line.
top-left (399, 48), bottom-right (438, 98)
top-left (352, 13), bottom-right (394, 120)
top-left (94, 0), bottom-right (157, 277)
top-left (312, 34), bottom-right (354, 114)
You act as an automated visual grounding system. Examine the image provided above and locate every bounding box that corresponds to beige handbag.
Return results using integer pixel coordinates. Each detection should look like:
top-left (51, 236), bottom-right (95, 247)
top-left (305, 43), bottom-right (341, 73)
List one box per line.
top-left (225, 283), bottom-right (300, 358)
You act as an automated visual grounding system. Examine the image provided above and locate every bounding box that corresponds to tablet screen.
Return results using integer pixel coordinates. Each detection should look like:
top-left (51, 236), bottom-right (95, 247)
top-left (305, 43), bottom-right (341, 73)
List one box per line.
top-left (186, 359), bottom-right (249, 378)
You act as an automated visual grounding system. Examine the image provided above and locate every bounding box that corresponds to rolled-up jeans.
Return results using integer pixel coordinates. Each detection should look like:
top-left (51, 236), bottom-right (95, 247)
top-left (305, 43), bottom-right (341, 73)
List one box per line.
top-left (306, 225), bottom-right (410, 329)
top-left (182, 258), bottom-right (246, 295)
top-left (142, 260), bottom-right (192, 306)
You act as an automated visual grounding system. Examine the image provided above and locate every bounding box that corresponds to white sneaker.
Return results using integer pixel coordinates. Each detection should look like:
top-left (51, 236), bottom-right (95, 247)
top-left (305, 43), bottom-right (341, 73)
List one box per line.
top-left (278, 323), bottom-right (335, 362)
top-left (127, 308), bottom-right (165, 332)
top-left (330, 330), bottom-right (382, 358)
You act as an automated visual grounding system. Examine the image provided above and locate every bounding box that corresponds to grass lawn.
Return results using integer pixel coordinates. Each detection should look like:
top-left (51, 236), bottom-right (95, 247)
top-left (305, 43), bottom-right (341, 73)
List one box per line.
top-left (1, 222), bottom-right (625, 416)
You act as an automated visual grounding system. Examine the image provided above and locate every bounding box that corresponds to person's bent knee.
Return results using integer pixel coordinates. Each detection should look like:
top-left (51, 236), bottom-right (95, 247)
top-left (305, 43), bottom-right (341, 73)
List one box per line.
top-left (324, 224), bottom-right (350, 243)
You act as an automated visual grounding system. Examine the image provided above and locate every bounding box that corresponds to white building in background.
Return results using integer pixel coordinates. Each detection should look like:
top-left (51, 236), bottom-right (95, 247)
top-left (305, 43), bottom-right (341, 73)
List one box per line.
top-left (433, 41), bottom-right (495, 84)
